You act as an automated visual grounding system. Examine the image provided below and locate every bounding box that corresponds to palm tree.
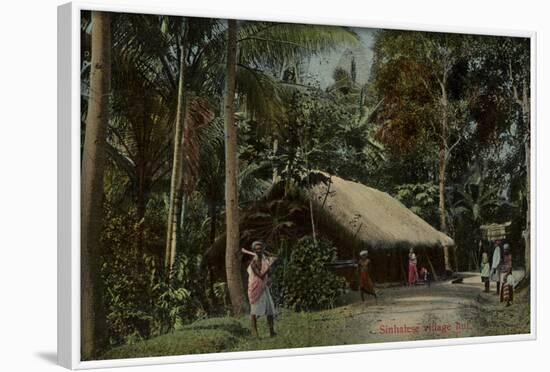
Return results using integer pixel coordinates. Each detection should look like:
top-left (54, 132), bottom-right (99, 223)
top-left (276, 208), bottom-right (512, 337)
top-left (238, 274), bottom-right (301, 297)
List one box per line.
top-left (162, 18), bottom-right (223, 274)
top-left (165, 32), bottom-right (188, 274)
top-left (81, 11), bottom-right (111, 360)
top-left (223, 19), bottom-right (246, 315)
top-left (220, 22), bottom-right (358, 313)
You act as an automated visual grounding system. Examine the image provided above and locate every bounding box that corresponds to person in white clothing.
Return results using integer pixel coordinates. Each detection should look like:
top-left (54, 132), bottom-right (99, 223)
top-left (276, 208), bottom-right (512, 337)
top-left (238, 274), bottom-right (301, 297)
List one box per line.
top-left (480, 252), bottom-right (491, 293)
top-left (242, 241), bottom-right (277, 337)
top-left (490, 241), bottom-right (503, 295)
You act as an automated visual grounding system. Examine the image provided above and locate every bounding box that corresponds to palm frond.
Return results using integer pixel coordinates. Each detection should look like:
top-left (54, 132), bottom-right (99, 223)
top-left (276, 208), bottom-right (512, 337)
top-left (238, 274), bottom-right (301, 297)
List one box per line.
top-left (238, 23), bottom-right (359, 67)
top-left (236, 65), bottom-right (286, 123)
top-left (182, 96), bottom-right (215, 194)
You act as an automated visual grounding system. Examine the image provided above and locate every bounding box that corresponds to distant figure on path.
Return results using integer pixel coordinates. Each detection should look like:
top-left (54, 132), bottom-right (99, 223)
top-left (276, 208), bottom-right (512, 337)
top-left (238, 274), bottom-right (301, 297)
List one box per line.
top-left (408, 248), bottom-right (419, 285)
top-left (358, 250), bottom-right (377, 302)
top-left (242, 241), bottom-right (277, 338)
top-left (490, 241), bottom-right (503, 295)
top-left (480, 252), bottom-right (491, 293)
top-left (499, 243), bottom-right (513, 302)
top-left (419, 266), bottom-right (430, 285)
top-left (500, 267), bottom-right (515, 306)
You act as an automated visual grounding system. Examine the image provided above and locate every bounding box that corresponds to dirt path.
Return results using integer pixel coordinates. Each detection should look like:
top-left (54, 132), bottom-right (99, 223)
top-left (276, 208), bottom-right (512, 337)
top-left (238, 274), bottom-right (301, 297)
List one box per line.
top-left (231, 272), bottom-right (528, 352)
top-left (330, 274), bottom-right (490, 344)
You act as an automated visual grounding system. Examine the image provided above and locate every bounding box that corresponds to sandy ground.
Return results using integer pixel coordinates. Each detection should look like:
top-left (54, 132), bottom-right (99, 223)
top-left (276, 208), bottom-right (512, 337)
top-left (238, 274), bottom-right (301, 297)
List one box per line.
top-left (316, 270), bottom-right (529, 345)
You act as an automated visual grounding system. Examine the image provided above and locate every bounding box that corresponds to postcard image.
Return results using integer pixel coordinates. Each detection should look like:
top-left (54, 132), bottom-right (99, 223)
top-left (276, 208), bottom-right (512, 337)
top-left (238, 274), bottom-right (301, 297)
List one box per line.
top-left (77, 9), bottom-right (532, 362)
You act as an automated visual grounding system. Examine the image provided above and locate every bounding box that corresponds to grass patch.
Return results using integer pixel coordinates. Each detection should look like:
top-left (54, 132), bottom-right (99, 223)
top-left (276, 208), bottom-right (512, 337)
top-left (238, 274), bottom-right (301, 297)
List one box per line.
top-left (230, 307), bottom-right (360, 352)
top-left (101, 317), bottom-right (249, 360)
top-left (100, 307), bottom-right (362, 359)
top-left (183, 317), bottom-right (250, 336)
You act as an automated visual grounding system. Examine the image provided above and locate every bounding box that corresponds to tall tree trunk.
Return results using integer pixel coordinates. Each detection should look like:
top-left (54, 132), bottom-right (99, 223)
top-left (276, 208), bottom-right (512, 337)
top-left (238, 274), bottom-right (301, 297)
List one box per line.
top-left (81, 11), bottom-right (111, 360)
top-left (309, 197), bottom-right (318, 244)
top-left (521, 80), bottom-right (530, 278)
top-left (439, 84), bottom-right (453, 273)
top-left (272, 138), bottom-right (279, 184)
top-left (169, 170), bottom-right (186, 271)
top-left (224, 19), bottom-right (247, 315)
top-left (305, 154), bottom-right (317, 245)
top-left (165, 42), bottom-right (187, 274)
top-left (438, 144), bottom-right (452, 273)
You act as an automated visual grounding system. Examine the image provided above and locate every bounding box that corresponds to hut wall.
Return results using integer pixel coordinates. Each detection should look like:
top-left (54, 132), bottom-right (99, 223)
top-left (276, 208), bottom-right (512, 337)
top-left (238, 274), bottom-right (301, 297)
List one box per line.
top-left (365, 246), bottom-right (446, 284)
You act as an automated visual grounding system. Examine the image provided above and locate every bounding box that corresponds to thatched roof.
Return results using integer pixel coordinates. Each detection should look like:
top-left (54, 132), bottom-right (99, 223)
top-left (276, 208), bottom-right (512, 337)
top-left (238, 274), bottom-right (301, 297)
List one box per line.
top-left (312, 174), bottom-right (454, 250)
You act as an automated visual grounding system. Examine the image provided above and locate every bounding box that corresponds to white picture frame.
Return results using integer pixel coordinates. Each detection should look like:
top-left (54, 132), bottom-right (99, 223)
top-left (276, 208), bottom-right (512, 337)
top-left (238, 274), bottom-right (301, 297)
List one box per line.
top-left (58, 1), bottom-right (537, 369)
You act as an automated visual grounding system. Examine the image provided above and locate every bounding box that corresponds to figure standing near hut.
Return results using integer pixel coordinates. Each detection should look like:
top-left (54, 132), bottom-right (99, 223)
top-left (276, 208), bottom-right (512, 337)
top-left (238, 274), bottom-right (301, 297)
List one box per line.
top-left (408, 248), bottom-right (419, 286)
top-left (358, 250), bottom-right (377, 302)
top-left (242, 241), bottom-right (277, 338)
top-left (499, 243), bottom-right (513, 304)
top-left (419, 266), bottom-right (430, 285)
top-left (500, 267), bottom-right (515, 306)
top-left (490, 240), bottom-right (503, 295)
top-left (480, 252), bottom-right (491, 293)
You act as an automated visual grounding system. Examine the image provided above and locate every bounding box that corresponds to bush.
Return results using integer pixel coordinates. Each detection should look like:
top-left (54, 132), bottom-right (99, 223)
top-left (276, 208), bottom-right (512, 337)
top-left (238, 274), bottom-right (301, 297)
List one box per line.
top-left (101, 206), bottom-right (194, 346)
top-left (273, 236), bottom-right (345, 311)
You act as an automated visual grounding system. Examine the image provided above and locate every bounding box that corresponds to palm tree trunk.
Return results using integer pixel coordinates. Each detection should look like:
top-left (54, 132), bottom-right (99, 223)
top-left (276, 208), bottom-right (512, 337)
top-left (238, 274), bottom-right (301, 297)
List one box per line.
top-left (81, 11), bottom-right (111, 360)
top-left (224, 19), bottom-right (247, 315)
top-left (165, 40), bottom-right (187, 274)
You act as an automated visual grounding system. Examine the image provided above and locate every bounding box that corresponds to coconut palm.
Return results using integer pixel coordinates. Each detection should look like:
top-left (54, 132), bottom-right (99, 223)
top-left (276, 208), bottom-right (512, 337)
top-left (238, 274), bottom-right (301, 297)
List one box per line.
top-left (223, 19), bottom-right (244, 314)
top-left (220, 21), bottom-right (358, 314)
top-left (81, 11), bottom-right (111, 360)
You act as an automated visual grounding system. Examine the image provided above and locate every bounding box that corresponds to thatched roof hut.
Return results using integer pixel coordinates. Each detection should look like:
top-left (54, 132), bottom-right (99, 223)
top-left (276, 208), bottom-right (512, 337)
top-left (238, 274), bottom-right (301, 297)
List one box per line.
top-left (205, 173), bottom-right (454, 284)
top-left (312, 174), bottom-right (453, 283)
top-left (312, 174), bottom-right (454, 250)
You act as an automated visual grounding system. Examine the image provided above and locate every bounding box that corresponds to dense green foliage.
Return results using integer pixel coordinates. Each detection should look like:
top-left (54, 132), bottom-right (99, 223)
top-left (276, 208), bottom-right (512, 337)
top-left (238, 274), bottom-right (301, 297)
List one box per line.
top-left (100, 205), bottom-right (205, 345)
top-left (272, 236), bottom-right (345, 311)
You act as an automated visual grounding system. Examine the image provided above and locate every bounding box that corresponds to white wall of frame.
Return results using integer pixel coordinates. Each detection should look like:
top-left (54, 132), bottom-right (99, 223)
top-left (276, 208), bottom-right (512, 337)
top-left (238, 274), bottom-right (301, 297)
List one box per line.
top-left (0, 0), bottom-right (548, 371)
